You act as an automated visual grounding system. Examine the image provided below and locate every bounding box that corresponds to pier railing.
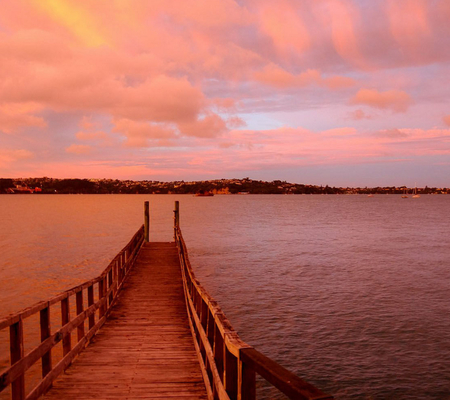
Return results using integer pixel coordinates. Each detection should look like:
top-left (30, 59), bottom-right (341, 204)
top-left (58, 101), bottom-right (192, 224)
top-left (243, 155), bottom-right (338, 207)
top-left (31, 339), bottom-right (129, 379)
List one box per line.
top-left (0, 226), bottom-right (144, 400)
top-left (173, 202), bottom-right (333, 400)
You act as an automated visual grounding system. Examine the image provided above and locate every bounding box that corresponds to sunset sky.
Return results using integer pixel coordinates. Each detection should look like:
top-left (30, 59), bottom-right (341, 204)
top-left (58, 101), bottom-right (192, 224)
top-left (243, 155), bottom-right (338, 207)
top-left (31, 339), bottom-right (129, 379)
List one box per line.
top-left (1, 0), bottom-right (449, 186)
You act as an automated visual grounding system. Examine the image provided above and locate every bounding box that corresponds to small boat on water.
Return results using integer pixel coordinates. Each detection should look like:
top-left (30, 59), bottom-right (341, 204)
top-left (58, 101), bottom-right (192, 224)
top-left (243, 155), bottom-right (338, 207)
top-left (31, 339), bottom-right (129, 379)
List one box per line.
top-left (412, 186), bottom-right (420, 198)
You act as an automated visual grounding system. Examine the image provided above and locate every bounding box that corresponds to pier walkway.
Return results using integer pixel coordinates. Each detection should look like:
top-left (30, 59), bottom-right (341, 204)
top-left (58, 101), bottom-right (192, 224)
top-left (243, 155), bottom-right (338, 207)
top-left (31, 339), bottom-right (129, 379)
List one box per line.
top-left (0, 202), bottom-right (333, 400)
top-left (43, 242), bottom-right (207, 400)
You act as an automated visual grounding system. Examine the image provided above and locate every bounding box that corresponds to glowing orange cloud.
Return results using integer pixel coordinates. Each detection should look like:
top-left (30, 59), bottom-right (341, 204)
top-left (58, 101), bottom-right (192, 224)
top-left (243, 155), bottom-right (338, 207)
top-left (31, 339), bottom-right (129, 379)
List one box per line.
top-left (32, 0), bottom-right (106, 47)
top-left (351, 89), bottom-right (412, 112)
top-left (254, 64), bottom-right (354, 89)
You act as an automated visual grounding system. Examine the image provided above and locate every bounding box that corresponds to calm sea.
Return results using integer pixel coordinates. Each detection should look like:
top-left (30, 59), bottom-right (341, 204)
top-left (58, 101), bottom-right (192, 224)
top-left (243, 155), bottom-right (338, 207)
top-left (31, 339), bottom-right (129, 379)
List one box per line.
top-left (1, 194), bottom-right (449, 399)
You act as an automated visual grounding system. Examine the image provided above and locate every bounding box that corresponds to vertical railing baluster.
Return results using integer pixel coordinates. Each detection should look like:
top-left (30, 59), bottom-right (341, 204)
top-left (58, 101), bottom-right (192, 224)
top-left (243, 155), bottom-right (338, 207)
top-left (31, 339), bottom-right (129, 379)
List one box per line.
top-left (120, 253), bottom-right (125, 282)
top-left (207, 309), bottom-right (215, 348)
top-left (10, 319), bottom-right (25, 400)
top-left (40, 306), bottom-right (52, 379)
top-left (118, 258), bottom-right (122, 284)
top-left (108, 269), bottom-right (113, 306)
top-left (99, 278), bottom-right (106, 318)
top-left (224, 346), bottom-right (238, 400)
top-left (88, 285), bottom-right (95, 330)
top-left (76, 291), bottom-right (85, 342)
top-left (114, 258), bottom-right (119, 294)
top-left (61, 297), bottom-right (71, 356)
top-left (196, 292), bottom-right (202, 317)
top-left (201, 299), bottom-right (208, 330)
top-left (238, 355), bottom-right (256, 400)
top-left (214, 324), bottom-right (224, 380)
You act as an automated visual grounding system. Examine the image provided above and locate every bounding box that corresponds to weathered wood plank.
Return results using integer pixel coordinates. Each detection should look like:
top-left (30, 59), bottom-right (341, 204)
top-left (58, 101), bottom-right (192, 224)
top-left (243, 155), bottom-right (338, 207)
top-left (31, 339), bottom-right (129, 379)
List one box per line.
top-left (42, 242), bottom-right (208, 400)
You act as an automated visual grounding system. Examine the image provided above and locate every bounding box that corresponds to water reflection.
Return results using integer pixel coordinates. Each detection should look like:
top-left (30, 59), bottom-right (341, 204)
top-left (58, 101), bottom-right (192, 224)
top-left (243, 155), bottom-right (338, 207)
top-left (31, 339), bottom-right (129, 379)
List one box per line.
top-left (1, 194), bottom-right (450, 399)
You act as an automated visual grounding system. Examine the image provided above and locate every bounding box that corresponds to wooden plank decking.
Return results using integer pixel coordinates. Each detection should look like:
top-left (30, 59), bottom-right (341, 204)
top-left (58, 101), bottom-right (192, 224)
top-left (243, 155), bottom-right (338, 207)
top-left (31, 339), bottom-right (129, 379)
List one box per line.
top-left (42, 242), bottom-right (207, 400)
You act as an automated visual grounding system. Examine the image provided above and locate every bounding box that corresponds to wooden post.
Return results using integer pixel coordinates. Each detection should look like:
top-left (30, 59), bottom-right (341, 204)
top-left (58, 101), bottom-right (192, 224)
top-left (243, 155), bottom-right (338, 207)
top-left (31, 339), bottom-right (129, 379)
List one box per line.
top-left (224, 347), bottom-right (238, 400)
top-left (174, 200), bottom-right (179, 239)
top-left (10, 319), bottom-right (25, 400)
top-left (61, 298), bottom-right (71, 356)
top-left (76, 291), bottom-right (85, 342)
top-left (238, 358), bottom-right (256, 400)
top-left (144, 201), bottom-right (149, 242)
top-left (40, 306), bottom-right (52, 378)
top-left (87, 286), bottom-right (95, 330)
top-left (99, 278), bottom-right (106, 318)
top-left (214, 324), bottom-right (224, 379)
top-left (207, 309), bottom-right (215, 348)
top-left (108, 269), bottom-right (113, 306)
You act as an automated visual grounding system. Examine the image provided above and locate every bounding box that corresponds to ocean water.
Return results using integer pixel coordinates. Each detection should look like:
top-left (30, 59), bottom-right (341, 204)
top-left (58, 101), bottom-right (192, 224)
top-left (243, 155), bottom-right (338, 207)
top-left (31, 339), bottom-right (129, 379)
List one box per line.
top-left (1, 194), bottom-right (449, 399)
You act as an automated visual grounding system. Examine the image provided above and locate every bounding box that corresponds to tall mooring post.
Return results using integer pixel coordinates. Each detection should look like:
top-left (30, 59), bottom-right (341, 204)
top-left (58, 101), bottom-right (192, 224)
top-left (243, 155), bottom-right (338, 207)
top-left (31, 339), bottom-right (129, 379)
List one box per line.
top-left (174, 201), bottom-right (180, 239)
top-left (144, 201), bottom-right (149, 242)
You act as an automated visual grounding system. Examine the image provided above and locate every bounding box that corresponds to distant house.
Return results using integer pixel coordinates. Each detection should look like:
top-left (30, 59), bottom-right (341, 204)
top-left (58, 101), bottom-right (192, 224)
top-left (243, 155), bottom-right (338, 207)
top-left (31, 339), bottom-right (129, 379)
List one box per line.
top-left (7, 184), bottom-right (34, 194)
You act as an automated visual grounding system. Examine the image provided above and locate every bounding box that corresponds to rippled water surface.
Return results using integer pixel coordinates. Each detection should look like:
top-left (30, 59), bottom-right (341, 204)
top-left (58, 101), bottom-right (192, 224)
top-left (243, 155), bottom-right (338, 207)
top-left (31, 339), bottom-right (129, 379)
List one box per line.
top-left (1, 194), bottom-right (449, 399)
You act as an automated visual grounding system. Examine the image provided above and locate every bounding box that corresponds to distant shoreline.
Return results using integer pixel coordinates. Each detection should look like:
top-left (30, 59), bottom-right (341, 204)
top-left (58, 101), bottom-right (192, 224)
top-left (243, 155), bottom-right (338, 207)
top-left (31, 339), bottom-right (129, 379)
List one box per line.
top-left (1, 177), bottom-right (448, 195)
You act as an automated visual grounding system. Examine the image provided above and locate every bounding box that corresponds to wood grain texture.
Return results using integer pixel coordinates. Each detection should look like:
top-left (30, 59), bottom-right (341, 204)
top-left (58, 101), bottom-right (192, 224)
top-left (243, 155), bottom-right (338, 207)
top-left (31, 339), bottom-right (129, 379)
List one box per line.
top-left (43, 242), bottom-right (207, 400)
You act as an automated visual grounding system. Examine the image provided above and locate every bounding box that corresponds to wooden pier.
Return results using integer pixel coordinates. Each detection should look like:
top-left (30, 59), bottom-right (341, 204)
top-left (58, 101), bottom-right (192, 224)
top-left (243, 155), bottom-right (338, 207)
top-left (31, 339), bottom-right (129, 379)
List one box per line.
top-left (0, 202), bottom-right (333, 400)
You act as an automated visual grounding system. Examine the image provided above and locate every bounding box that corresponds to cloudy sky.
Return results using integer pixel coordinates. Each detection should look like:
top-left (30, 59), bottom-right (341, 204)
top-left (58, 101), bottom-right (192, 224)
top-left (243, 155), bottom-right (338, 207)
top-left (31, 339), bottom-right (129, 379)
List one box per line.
top-left (1, 0), bottom-right (449, 186)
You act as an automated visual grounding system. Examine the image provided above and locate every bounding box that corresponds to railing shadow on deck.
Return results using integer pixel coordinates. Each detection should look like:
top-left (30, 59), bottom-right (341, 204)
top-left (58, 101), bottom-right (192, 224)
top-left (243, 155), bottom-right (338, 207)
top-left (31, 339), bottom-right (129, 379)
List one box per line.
top-left (174, 203), bottom-right (334, 400)
top-left (0, 226), bottom-right (145, 400)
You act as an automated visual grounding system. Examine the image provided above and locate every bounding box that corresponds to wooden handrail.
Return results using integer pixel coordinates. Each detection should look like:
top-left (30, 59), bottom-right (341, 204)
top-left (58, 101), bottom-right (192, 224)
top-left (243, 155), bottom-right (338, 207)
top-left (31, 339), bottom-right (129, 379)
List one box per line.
top-left (0, 225), bottom-right (145, 400)
top-left (174, 202), bottom-right (333, 400)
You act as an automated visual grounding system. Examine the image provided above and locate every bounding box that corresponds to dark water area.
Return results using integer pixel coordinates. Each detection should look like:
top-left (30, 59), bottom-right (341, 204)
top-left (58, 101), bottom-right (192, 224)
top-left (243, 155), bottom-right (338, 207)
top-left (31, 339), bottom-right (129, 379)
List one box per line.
top-left (1, 194), bottom-right (449, 399)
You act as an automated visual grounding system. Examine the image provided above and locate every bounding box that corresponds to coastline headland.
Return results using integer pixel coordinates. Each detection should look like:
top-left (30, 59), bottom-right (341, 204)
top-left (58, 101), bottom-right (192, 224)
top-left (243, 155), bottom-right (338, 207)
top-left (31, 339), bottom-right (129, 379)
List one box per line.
top-left (0, 177), bottom-right (448, 195)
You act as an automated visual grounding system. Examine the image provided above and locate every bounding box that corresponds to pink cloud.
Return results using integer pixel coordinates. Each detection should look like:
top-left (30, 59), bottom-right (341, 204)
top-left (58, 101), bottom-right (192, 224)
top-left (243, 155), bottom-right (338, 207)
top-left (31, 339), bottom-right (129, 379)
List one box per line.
top-left (0, 102), bottom-right (47, 133)
top-left (74, 130), bottom-right (114, 149)
top-left (213, 125), bottom-right (450, 172)
top-left (211, 98), bottom-right (238, 112)
top-left (376, 128), bottom-right (408, 138)
top-left (75, 131), bottom-right (108, 141)
top-left (326, 0), bottom-right (367, 69)
top-left (65, 144), bottom-right (92, 155)
top-left (79, 116), bottom-right (97, 131)
top-left (114, 76), bottom-right (205, 123)
top-left (350, 89), bottom-right (413, 112)
top-left (254, 65), bottom-right (318, 88)
top-left (112, 118), bottom-right (176, 148)
top-left (387, 0), bottom-right (431, 53)
top-left (0, 1), bottom-right (449, 183)
top-left (349, 109), bottom-right (373, 120)
top-left (322, 75), bottom-right (356, 89)
top-left (0, 148), bottom-right (33, 166)
top-left (178, 113), bottom-right (228, 138)
top-left (254, 64), bottom-right (354, 90)
top-left (256, 0), bottom-right (310, 55)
